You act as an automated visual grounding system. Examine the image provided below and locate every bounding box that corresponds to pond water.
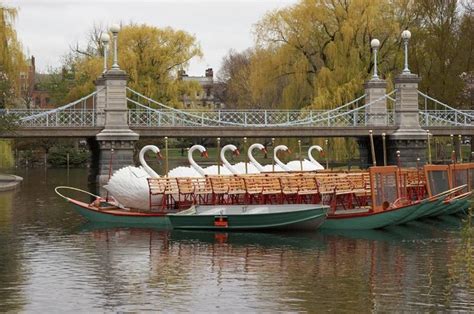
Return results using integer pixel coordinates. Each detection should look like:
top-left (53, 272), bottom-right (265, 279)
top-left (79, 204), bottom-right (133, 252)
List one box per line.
top-left (0, 168), bottom-right (473, 312)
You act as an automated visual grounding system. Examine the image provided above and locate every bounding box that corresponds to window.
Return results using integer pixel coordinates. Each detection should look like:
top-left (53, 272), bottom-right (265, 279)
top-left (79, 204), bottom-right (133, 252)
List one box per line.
top-left (35, 97), bottom-right (40, 107)
top-left (45, 97), bottom-right (50, 104)
top-left (206, 88), bottom-right (211, 97)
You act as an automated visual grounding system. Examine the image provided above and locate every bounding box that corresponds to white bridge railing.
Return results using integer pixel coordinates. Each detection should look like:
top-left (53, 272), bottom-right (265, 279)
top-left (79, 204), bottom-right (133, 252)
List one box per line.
top-left (2, 88), bottom-right (472, 128)
top-left (126, 88), bottom-right (397, 127)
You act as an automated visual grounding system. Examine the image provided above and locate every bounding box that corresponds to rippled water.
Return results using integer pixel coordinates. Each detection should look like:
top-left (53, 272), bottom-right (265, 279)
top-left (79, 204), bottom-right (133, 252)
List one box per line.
top-left (0, 169), bottom-right (473, 312)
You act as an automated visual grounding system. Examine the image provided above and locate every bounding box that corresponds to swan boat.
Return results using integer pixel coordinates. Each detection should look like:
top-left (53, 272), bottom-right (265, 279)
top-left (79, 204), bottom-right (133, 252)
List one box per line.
top-left (320, 165), bottom-right (472, 230)
top-left (56, 161), bottom-right (473, 229)
top-left (104, 145), bottom-right (161, 210)
top-left (55, 186), bottom-right (171, 227)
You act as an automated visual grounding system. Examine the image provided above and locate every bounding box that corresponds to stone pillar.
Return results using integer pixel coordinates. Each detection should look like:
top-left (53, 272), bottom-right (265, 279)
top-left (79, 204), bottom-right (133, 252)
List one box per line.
top-left (95, 68), bottom-right (139, 194)
top-left (388, 73), bottom-right (426, 167)
top-left (364, 78), bottom-right (387, 126)
top-left (94, 76), bottom-right (106, 126)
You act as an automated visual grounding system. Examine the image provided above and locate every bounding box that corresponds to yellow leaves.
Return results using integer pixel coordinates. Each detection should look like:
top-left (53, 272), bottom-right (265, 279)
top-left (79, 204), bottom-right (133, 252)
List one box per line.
top-left (0, 4), bottom-right (27, 103)
top-left (252, 0), bottom-right (404, 111)
top-left (65, 23), bottom-right (202, 107)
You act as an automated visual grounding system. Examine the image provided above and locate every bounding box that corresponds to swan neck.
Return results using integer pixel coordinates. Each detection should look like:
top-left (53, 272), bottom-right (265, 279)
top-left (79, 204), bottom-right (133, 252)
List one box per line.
top-left (188, 146), bottom-right (205, 176)
top-left (221, 147), bottom-right (238, 174)
top-left (274, 147), bottom-right (291, 171)
top-left (248, 144), bottom-right (264, 172)
top-left (308, 147), bottom-right (318, 164)
top-left (140, 146), bottom-right (159, 178)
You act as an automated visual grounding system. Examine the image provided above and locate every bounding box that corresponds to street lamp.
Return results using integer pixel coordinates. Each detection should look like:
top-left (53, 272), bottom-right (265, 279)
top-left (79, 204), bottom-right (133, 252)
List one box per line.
top-left (401, 30), bottom-right (411, 74)
top-left (370, 38), bottom-right (380, 79)
top-left (100, 33), bottom-right (110, 73)
top-left (109, 23), bottom-right (121, 69)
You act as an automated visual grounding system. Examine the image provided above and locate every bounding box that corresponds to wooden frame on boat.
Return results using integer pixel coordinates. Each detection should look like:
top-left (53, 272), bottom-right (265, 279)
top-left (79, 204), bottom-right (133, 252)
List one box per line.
top-left (369, 166), bottom-right (399, 213)
top-left (449, 162), bottom-right (474, 193)
top-left (424, 165), bottom-right (451, 197)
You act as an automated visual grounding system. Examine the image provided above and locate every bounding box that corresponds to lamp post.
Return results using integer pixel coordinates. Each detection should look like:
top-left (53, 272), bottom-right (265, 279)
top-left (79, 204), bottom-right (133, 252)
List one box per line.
top-left (382, 132), bottom-right (387, 166)
top-left (369, 130), bottom-right (376, 166)
top-left (164, 137), bottom-right (169, 177)
top-left (298, 140), bottom-right (302, 171)
top-left (325, 139), bottom-right (329, 169)
top-left (427, 130), bottom-right (432, 164)
top-left (401, 30), bottom-right (411, 74)
top-left (243, 137), bottom-right (248, 174)
top-left (109, 24), bottom-right (121, 69)
top-left (271, 138), bottom-right (275, 172)
top-left (371, 38), bottom-right (380, 79)
top-left (217, 137), bottom-right (221, 175)
top-left (100, 33), bottom-right (110, 73)
top-left (458, 134), bottom-right (463, 163)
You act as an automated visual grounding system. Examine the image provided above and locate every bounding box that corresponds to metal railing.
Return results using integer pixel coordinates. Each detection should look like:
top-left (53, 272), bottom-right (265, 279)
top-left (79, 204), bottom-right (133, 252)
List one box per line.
top-left (4, 88), bottom-right (473, 128)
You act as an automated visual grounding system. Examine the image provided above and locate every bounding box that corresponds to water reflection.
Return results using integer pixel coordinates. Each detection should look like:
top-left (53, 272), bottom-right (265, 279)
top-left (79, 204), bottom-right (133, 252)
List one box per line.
top-left (0, 169), bottom-right (472, 311)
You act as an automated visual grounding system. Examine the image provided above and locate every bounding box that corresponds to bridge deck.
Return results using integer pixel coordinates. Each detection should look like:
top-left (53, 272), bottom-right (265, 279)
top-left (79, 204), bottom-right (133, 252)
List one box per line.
top-left (6, 126), bottom-right (473, 138)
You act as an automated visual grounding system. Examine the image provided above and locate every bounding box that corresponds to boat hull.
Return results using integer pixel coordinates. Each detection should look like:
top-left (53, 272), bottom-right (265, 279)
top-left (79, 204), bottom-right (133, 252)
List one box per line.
top-left (70, 199), bottom-right (171, 227)
top-left (168, 205), bottom-right (328, 231)
top-left (322, 201), bottom-right (429, 230)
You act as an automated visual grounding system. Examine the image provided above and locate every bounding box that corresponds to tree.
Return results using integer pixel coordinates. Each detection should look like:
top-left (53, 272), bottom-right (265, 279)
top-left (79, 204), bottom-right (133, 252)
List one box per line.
top-left (0, 4), bottom-right (27, 109)
top-left (217, 49), bottom-right (254, 109)
top-left (410, 0), bottom-right (468, 107)
top-left (252, 0), bottom-right (405, 110)
top-left (57, 23), bottom-right (203, 107)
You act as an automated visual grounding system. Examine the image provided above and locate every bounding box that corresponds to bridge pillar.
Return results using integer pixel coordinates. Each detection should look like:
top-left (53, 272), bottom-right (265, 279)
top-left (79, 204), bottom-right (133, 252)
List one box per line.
top-left (95, 68), bottom-right (139, 194)
top-left (364, 78), bottom-right (387, 125)
top-left (94, 76), bottom-right (106, 126)
top-left (388, 73), bottom-right (426, 167)
top-left (357, 78), bottom-right (387, 168)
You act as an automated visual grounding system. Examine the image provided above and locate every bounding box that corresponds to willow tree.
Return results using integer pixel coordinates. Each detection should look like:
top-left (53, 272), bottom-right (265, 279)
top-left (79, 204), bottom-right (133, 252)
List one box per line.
top-left (59, 23), bottom-right (203, 107)
top-left (0, 4), bottom-right (27, 109)
top-left (410, 0), bottom-right (474, 108)
top-left (253, 0), bottom-right (406, 111)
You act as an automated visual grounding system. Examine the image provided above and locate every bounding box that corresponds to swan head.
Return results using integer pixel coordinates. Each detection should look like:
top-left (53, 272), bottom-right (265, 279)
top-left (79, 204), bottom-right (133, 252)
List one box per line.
top-left (311, 145), bottom-right (323, 152)
top-left (275, 145), bottom-right (291, 154)
top-left (191, 144), bottom-right (208, 158)
top-left (148, 145), bottom-right (163, 159)
top-left (250, 143), bottom-right (266, 154)
top-left (223, 144), bottom-right (240, 156)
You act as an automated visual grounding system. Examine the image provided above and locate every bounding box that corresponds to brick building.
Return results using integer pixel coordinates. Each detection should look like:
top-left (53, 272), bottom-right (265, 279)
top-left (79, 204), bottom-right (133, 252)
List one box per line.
top-left (179, 68), bottom-right (224, 109)
top-left (19, 56), bottom-right (52, 109)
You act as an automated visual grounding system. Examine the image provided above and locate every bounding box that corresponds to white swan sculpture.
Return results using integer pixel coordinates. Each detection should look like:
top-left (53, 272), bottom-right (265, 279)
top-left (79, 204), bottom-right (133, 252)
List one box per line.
top-left (308, 145), bottom-right (325, 169)
top-left (286, 145), bottom-right (324, 171)
top-left (262, 145), bottom-right (292, 172)
top-left (233, 143), bottom-right (267, 174)
top-left (204, 144), bottom-right (240, 175)
top-left (104, 145), bottom-right (161, 210)
top-left (168, 144), bottom-right (208, 177)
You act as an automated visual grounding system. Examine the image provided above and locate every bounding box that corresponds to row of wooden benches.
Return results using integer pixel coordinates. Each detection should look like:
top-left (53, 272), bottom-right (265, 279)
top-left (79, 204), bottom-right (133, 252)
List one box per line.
top-left (147, 172), bottom-right (379, 211)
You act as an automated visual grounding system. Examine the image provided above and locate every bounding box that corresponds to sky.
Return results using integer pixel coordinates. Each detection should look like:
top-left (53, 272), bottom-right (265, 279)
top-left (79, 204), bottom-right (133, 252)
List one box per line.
top-left (8, 0), bottom-right (297, 76)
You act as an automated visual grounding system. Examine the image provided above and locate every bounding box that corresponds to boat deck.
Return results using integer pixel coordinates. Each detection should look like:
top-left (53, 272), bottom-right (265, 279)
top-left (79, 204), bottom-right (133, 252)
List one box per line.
top-left (333, 207), bottom-right (371, 215)
top-left (190, 204), bottom-right (326, 216)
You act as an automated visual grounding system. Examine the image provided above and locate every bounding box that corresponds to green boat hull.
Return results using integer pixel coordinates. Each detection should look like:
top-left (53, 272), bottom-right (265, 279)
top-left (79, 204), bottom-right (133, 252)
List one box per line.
top-left (445, 199), bottom-right (470, 215)
top-left (71, 203), bottom-right (171, 227)
top-left (392, 199), bottom-right (439, 225)
top-left (168, 205), bottom-right (329, 231)
top-left (321, 200), bottom-right (434, 230)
